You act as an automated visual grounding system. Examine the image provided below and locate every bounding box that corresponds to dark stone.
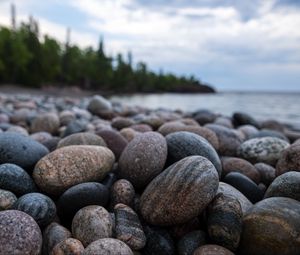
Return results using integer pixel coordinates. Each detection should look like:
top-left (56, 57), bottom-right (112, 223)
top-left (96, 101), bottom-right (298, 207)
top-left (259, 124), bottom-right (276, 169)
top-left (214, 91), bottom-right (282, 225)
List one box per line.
top-left (57, 132), bottom-right (106, 148)
top-left (13, 192), bottom-right (56, 227)
top-left (193, 109), bottom-right (217, 125)
top-left (102, 172), bottom-right (118, 189)
top-left (276, 143), bottom-right (300, 176)
top-left (97, 129), bottom-right (128, 160)
top-left (41, 136), bottom-right (60, 152)
top-left (232, 112), bottom-right (260, 128)
top-left (0, 210), bottom-right (42, 255)
top-left (177, 230), bottom-right (206, 255)
top-left (0, 163), bottom-right (37, 196)
top-left (57, 182), bottom-right (109, 224)
top-left (0, 132), bottom-right (49, 171)
top-left (249, 129), bottom-right (289, 142)
top-left (194, 245), bottom-right (234, 255)
top-left (264, 171), bottom-right (300, 201)
top-left (110, 179), bottom-right (135, 209)
top-left (207, 193), bottom-right (243, 251)
top-left (142, 226), bottom-right (176, 255)
top-left (254, 163), bottom-right (276, 186)
top-left (224, 172), bottom-right (264, 203)
top-left (166, 131), bottom-right (222, 177)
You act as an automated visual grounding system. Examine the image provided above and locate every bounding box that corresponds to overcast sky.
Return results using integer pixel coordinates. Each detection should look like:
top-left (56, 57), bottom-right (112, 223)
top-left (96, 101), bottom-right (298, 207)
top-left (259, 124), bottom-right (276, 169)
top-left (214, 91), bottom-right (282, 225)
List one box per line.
top-left (0, 0), bottom-right (300, 91)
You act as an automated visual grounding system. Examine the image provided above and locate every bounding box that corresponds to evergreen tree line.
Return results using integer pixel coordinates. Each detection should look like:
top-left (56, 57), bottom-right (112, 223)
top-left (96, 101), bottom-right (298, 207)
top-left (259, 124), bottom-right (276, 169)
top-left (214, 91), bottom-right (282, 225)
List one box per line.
top-left (0, 18), bottom-right (214, 93)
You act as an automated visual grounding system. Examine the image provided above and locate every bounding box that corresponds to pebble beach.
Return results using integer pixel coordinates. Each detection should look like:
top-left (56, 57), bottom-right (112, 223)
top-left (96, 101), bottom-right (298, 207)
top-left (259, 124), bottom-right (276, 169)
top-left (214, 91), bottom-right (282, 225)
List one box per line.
top-left (0, 92), bottom-right (300, 255)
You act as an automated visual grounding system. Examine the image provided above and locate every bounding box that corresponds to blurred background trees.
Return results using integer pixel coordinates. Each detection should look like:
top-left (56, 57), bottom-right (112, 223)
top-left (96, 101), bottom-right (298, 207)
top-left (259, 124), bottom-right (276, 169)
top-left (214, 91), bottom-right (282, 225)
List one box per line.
top-left (0, 17), bottom-right (214, 93)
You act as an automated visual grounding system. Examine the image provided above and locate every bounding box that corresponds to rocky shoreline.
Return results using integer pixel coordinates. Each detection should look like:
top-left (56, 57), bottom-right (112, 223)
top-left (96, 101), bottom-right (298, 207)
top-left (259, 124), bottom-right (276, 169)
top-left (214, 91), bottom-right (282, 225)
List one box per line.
top-left (0, 92), bottom-right (300, 255)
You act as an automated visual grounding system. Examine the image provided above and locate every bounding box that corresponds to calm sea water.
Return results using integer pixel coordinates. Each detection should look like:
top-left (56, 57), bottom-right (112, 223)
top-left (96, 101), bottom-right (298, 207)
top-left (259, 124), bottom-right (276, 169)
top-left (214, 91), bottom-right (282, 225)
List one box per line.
top-left (110, 92), bottom-right (300, 126)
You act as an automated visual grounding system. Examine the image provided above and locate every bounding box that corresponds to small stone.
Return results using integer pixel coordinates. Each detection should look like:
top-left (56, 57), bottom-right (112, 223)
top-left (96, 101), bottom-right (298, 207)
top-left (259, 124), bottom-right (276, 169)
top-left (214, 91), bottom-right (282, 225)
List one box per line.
top-left (238, 137), bottom-right (290, 166)
top-left (0, 132), bottom-right (49, 171)
top-left (142, 226), bottom-right (176, 255)
top-left (72, 205), bottom-right (113, 247)
top-left (140, 156), bottom-right (219, 226)
top-left (276, 143), bottom-right (300, 176)
top-left (6, 125), bottom-right (29, 135)
top-left (57, 182), bottom-right (109, 223)
top-left (51, 238), bottom-right (84, 255)
top-left (42, 222), bottom-right (72, 255)
top-left (97, 129), bottom-right (128, 159)
top-left (30, 131), bottom-right (52, 144)
top-left (120, 127), bottom-right (140, 142)
top-left (207, 193), bottom-right (243, 251)
top-left (177, 230), bottom-right (206, 255)
top-left (0, 163), bottom-right (37, 196)
top-left (166, 131), bottom-right (222, 177)
top-left (232, 112), bottom-right (260, 128)
top-left (238, 197), bottom-right (300, 255)
top-left (111, 117), bottom-right (135, 130)
top-left (0, 210), bottom-right (42, 255)
top-left (238, 125), bottom-right (259, 140)
top-left (59, 110), bottom-right (76, 126)
top-left (213, 117), bottom-right (233, 129)
top-left (62, 120), bottom-right (86, 138)
top-left (254, 163), bottom-right (276, 186)
top-left (0, 189), bottom-right (17, 210)
top-left (224, 172), bottom-right (264, 203)
top-left (110, 179), bottom-right (135, 208)
top-left (250, 129), bottom-right (289, 141)
top-left (33, 145), bottom-right (114, 195)
top-left (264, 171), bottom-right (300, 201)
top-left (87, 95), bottom-right (112, 115)
top-left (221, 157), bottom-right (260, 184)
top-left (13, 192), bottom-right (56, 227)
top-left (130, 124), bottom-right (153, 132)
top-left (119, 132), bottom-right (167, 189)
top-left (217, 182), bottom-right (253, 215)
top-left (82, 238), bottom-right (133, 255)
top-left (193, 109), bottom-right (217, 125)
top-left (205, 124), bottom-right (242, 156)
top-left (31, 113), bottom-right (60, 135)
top-left (114, 203), bottom-right (146, 250)
top-left (193, 245), bottom-right (234, 255)
top-left (57, 132), bottom-right (107, 148)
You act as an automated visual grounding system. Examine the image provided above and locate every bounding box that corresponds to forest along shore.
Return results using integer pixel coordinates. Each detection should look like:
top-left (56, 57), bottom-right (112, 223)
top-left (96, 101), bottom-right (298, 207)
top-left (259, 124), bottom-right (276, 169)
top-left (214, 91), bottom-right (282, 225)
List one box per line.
top-left (0, 93), bottom-right (300, 255)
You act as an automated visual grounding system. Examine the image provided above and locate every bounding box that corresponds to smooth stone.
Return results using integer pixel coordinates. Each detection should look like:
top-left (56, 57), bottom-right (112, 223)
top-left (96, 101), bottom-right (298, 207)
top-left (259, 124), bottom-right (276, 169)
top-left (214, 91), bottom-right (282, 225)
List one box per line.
top-left (13, 192), bottom-right (56, 227)
top-left (0, 113), bottom-right (9, 123)
top-left (261, 119), bottom-right (285, 132)
top-left (57, 132), bottom-right (106, 148)
top-left (221, 156), bottom-right (260, 183)
top-left (158, 122), bottom-right (219, 150)
top-left (224, 172), bottom-right (264, 203)
top-left (193, 109), bottom-right (217, 125)
top-left (87, 95), bottom-right (112, 114)
top-left (57, 182), bottom-right (109, 223)
top-left (42, 137), bottom-right (60, 152)
top-left (166, 131), bottom-right (222, 177)
top-left (72, 205), bottom-right (113, 247)
top-left (6, 125), bottom-right (29, 135)
top-left (31, 113), bottom-right (60, 134)
top-left (110, 179), bottom-right (135, 209)
top-left (193, 245), bottom-right (234, 255)
top-left (114, 203), bottom-right (146, 250)
top-left (0, 189), bottom-right (17, 210)
top-left (205, 124), bottom-right (242, 156)
top-left (0, 132), bottom-right (49, 170)
top-left (51, 238), bottom-right (84, 255)
top-left (0, 210), bottom-right (42, 255)
top-left (250, 129), bottom-right (289, 142)
top-left (213, 117), bottom-right (234, 129)
top-left (33, 145), bottom-right (115, 195)
top-left (276, 143), bottom-right (300, 176)
top-left (119, 132), bottom-right (167, 189)
top-left (82, 238), bottom-right (133, 255)
top-left (238, 137), bottom-right (290, 165)
top-left (62, 120), bottom-right (86, 138)
top-left (97, 129), bottom-right (128, 159)
top-left (130, 124), bottom-right (153, 132)
top-left (238, 197), bottom-right (300, 255)
top-left (207, 193), bottom-right (243, 251)
top-left (264, 171), bottom-right (300, 201)
top-left (238, 125), bottom-right (259, 140)
top-left (120, 127), bottom-right (140, 142)
top-left (0, 163), bottom-right (37, 196)
top-left (232, 112), bottom-right (260, 128)
top-left (254, 163), bottom-right (276, 185)
top-left (140, 156), bottom-right (219, 226)
top-left (31, 131), bottom-right (52, 143)
top-left (59, 110), bottom-right (76, 126)
top-left (170, 217), bottom-right (202, 240)
top-left (177, 230), bottom-right (206, 255)
top-left (42, 222), bottom-right (72, 255)
top-left (111, 117), bottom-right (135, 130)
top-left (142, 226), bottom-right (176, 255)
top-left (102, 172), bottom-right (118, 189)
top-left (285, 129), bottom-right (300, 143)
top-left (217, 182), bottom-right (253, 215)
